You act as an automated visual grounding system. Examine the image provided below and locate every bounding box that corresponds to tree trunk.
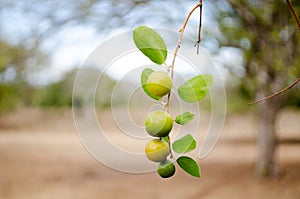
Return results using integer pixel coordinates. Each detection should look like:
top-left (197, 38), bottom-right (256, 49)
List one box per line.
top-left (256, 99), bottom-right (281, 177)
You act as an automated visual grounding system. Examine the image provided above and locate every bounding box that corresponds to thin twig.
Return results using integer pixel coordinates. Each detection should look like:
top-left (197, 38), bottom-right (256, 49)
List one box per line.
top-left (249, 77), bottom-right (300, 105)
top-left (286, 0), bottom-right (300, 30)
top-left (171, 1), bottom-right (202, 79)
top-left (249, 0), bottom-right (300, 105)
top-left (195, 0), bottom-right (203, 54)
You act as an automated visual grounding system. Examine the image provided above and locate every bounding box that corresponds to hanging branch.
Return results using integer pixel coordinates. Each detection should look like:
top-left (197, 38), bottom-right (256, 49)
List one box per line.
top-left (164, 1), bottom-right (202, 111)
top-left (249, 0), bottom-right (300, 105)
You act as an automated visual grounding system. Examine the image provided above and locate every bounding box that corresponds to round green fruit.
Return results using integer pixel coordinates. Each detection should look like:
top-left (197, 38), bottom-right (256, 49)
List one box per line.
top-left (157, 160), bottom-right (176, 178)
top-left (145, 139), bottom-right (169, 162)
top-left (145, 111), bottom-right (173, 137)
top-left (147, 71), bottom-right (172, 97)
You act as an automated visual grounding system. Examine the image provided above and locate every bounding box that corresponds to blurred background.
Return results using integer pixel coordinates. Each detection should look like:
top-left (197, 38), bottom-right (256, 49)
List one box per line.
top-left (0, 0), bottom-right (300, 198)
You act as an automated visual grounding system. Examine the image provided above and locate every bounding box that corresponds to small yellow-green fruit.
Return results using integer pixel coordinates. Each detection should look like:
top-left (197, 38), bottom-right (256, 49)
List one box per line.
top-left (157, 160), bottom-right (176, 178)
top-left (145, 139), bottom-right (169, 162)
top-left (147, 71), bottom-right (172, 97)
top-left (145, 111), bottom-right (173, 137)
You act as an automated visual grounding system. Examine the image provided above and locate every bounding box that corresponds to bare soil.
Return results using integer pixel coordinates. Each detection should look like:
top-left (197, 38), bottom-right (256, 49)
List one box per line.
top-left (0, 108), bottom-right (299, 199)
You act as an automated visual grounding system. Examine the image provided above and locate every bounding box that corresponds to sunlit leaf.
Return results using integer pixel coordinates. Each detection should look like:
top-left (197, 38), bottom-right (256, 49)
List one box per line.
top-left (172, 134), bottom-right (196, 153)
top-left (133, 26), bottom-right (167, 64)
top-left (175, 112), bottom-right (195, 125)
top-left (178, 75), bottom-right (213, 103)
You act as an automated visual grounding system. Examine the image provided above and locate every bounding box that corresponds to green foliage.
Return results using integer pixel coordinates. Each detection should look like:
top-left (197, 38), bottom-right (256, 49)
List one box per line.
top-left (0, 82), bottom-right (37, 112)
top-left (0, 41), bottom-right (18, 72)
top-left (37, 81), bottom-right (72, 107)
top-left (36, 69), bottom-right (77, 108)
top-left (285, 86), bottom-right (300, 107)
top-left (0, 39), bottom-right (48, 112)
top-left (175, 111), bottom-right (195, 125)
top-left (0, 84), bottom-right (19, 112)
top-left (36, 68), bottom-right (117, 109)
top-left (133, 26), bottom-right (167, 64)
top-left (141, 68), bottom-right (161, 100)
top-left (176, 156), bottom-right (200, 178)
top-left (178, 75), bottom-right (213, 103)
top-left (172, 134), bottom-right (196, 154)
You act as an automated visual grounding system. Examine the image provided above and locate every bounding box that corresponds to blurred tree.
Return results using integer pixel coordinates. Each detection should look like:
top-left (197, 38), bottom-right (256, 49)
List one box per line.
top-left (0, 40), bottom-right (45, 110)
top-left (0, 0), bottom-right (186, 41)
top-left (37, 67), bottom-right (117, 108)
top-left (0, 0), bottom-right (187, 111)
top-left (215, 0), bottom-right (300, 176)
top-left (37, 77), bottom-right (73, 108)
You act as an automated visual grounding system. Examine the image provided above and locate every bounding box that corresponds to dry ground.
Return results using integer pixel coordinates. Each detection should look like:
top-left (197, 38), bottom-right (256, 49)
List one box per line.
top-left (0, 108), bottom-right (299, 199)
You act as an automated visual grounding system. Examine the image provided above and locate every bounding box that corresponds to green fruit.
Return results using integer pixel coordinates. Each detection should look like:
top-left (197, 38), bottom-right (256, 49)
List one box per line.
top-left (157, 160), bottom-right (176, 178)
top-left (145, 139), bottom-right (170, 162)
top-left (147, 71), bottom-right (172, 97)
top-left (145, 111), bottom-right (173, 137)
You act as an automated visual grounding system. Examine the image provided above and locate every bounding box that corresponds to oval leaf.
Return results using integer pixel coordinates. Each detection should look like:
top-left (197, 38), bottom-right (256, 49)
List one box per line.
top-left (141, 68), bottom-right (161, 100)
top-left (175, 112), bottom-right (195, 125)
top-left (172, 134), bottom-right (196, 153)
top-left (176, 156), bottom-right (201, 177)
top-left (133, 26), bottom-right (167, 64)
top-left (178, 75), bottom-right (213, 103)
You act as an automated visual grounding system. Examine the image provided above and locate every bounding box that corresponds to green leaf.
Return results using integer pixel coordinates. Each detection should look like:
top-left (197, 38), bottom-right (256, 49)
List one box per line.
top-left (175, 112), bottom-right (195, 125)
top-left (176, 156), bottom-right (201, 177)
top-left (161, 136), bottom-right (169, 143)
top-left (172, 134), bottom-right (196, 153)
top-left (178, 75), bottom-right (213, 103)
top-left (141, 68), bottom-right (161, 100)
top-left (133, 26), bottom-right (167, 64)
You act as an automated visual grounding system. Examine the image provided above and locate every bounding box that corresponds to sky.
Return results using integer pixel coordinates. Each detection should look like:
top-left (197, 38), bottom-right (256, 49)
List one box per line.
top-left (30, 25), bottom-right (104, 85)
top-left (0, 0), bottom-right (243, 86)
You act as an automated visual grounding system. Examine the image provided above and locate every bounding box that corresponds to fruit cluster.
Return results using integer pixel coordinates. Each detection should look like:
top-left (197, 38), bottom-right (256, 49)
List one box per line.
top-left (134, 26), bottom-right (212, 179)
top-left (144, 71), bottom-right (176, 178)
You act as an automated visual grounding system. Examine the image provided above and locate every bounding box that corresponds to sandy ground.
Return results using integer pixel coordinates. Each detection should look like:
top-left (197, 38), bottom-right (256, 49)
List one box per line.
top-left (0, 108), bottom-right (299, 199)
